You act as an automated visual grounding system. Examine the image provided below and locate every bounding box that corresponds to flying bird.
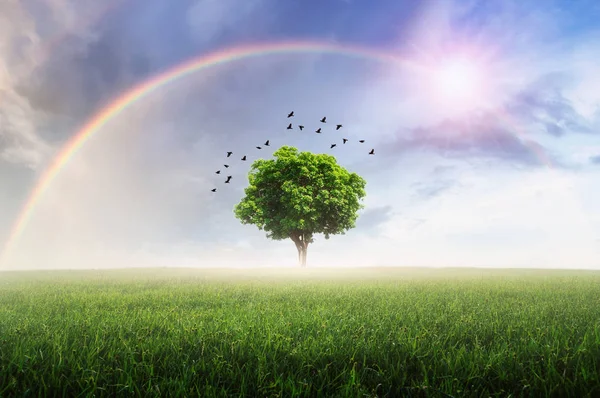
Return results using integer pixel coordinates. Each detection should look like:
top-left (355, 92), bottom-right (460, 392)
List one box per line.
top-left (369, 149), bottom-right (375, 155)
top-left (330, 144), bottom-right (336, 149)
top-left (226, 151), bottom-right (233, 157)
top-left (224, 164), bottom-right (229, 168)
top-left (359, 140), bottom-right (365, 143)
top-left (288, 111), bottom-right (294, 118)
top-left (315, 128), bottom-right (322, 134)
top-left (343, 138), bottom-right (348, 144)
top-left (211, 188), bottom-right (217, 192)
top-left (287, 123), bottom-right (292, 130)
top-left (264, 140), bottom-right (270, 146)
top-left (215, 170), bottom-right (221, 174)
top-left (225, 176), bottom-right (232, 183)
top-left (256, 146), bottom-right (262, 150)
top-left (298, 125), bottom-right (304, 130)
top-left (320, 117), bottom-right (327, 123)
top-left (336, 124), bottom-right (342, 130)
top-left (241, 155), bottom-right (247, 161)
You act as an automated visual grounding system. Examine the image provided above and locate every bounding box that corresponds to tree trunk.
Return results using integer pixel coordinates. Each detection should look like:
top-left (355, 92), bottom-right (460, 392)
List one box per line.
top-left (291, 233), bottom-right (309, 267)
top-left (299, 243), bottom-right (307, 267)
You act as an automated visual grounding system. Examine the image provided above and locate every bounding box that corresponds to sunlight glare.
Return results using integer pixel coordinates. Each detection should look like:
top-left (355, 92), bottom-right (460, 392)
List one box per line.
top-left (433, 57), bottom-right (482, 103)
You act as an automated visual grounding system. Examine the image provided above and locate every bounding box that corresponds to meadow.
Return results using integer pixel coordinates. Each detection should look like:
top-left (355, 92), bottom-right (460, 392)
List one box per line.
top-left (0, 267), bottom-right (599, 397)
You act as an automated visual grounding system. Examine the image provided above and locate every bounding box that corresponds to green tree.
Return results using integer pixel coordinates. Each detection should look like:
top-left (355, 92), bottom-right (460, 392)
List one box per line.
top-left (234, 146), bottom-right (367, 267)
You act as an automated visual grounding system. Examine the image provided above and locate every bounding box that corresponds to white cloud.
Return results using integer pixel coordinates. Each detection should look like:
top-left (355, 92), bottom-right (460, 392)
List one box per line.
top-left (374, 167), bottom-right (598, 268)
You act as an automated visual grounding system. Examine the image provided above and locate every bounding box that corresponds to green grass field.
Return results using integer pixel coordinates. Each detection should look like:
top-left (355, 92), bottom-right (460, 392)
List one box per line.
top-left (1, 267), bottom-right (599, 397)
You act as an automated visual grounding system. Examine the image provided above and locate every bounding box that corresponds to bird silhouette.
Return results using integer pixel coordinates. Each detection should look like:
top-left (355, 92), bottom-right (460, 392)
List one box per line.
top-left (227, 151), bottom-right (233, 157)
top-left (369, 149), bottom-right (375, 155)
top-left (287, 123), bottom-right (292, 130)
top-left (359, 140), bottom-right (365, 143)
top-left (288, 111), bottom-right (294, 118)
top-left (343, 138), bottom-right (348, 144)
top-left (330, 144), bottom-right (336, 149)
top-left (298, 125), bottom-right (304, 130)
top-left (264, 140), bottom-right (270, 146)
top-left (320, 117), bottom-right (327, 123)
top-left (336, 124), bottom-right (342, 130)
top-left (216, 170), bottom-right (221, 174)
top-left (315, 128), bottom-right (322, 134)
top-left (256, 146), bottom-right (262, 150)
top-left (225, 176), bottom-right (232, 183)
top-left (224, 164), bottom-right (229, 168)
top-left (211, 188), bottom-right (217, 192)
top-left (241, 155), bottom-right (247, 161)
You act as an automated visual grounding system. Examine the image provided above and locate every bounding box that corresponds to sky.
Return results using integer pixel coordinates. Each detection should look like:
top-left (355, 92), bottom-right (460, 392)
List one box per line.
top-left (1, 0), bottom-right (599, 269)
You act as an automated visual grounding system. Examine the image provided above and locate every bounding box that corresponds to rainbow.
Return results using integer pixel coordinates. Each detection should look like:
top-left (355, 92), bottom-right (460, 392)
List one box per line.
top-left (1, 39), bottom-right (553, 264)
top-left (0, 40), bottom-right (422, 263)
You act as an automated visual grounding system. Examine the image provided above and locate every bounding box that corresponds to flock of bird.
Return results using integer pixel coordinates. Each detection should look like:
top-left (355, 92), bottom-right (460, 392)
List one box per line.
top-left (210, 111), bottom-right (375, 192)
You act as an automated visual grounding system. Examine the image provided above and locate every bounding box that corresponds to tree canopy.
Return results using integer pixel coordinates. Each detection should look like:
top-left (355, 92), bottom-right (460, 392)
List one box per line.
top-left (234, 146), bottom-right (367, 266)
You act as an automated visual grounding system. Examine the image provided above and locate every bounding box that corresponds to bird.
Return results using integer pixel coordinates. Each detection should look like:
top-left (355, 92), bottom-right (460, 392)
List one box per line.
top-left (241, 155), bottom-right (247, 161)
top-left (336, 124), bottom-right (342, 130)
top-left (256, 146), bottom-right (262, 150)
top-left (359, 140), bottom-right (365, 143)
top-left (369, 149), bottom-right (375, 155)
top-left (343, 138), bottom-right (348, 144)
top-left (288, 111), bottom-right (294, 118)
top-left (298, 125), bottom-right (304, 131)
top-left (320, 117), bottom-right (327, 123)
top-left (225, 176), bottom-right (232, 183)
top-left (211, 188), bottom-right (217, 192)
top-left (315, 128), bottom-right (322, 134)
top-left (330, 144), bottom-right (336, 149)
top-left (264, 140), bottom-right (270, 146)
top-left (287, 123), bottom-right (292, 130)
top-left (226, 151), bottom-right (233, 157)
top-left (224, 164), bottom-right (229, 168)
top-left (215, 170), bottom-right (221, 174)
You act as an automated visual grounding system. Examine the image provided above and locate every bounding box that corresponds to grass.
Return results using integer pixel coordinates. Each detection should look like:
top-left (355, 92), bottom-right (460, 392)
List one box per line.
top-left (0, 267), bottom-right (599, 397)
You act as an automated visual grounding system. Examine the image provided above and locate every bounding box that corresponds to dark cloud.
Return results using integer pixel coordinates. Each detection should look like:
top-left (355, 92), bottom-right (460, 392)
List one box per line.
top-left (16, 6), bottom-right (169, 122)
top-left (590, 155), bottom-right (600, 165)
top-left (3, 0), bottom-right (272, 160)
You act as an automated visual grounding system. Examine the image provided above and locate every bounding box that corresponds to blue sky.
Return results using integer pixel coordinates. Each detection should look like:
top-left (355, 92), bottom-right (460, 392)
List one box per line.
top-left (1, 0), bottom-right (599, 269)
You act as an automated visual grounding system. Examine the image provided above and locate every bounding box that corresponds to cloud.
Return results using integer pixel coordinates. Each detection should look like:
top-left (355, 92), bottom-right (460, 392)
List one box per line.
top-left (367, 0), bottom-right (600, 171)
top-left (1, 0), bottom-right (274, 172)
top-left (504, 73), bottom-right (593, 137)
top-left (591, 155), bottom-right (600, 165)
top-left (386, 111), bottom-right (549, 166)
top-left (185, 0), bottom-right (269, 46)
top-left (0, 90), bottom-right (53, 169)
top-left (406, 164), bottom-right (463, 201)
top-left (355, 205), bottom-right (394, 233)
top-left (379, 69), bottom-right (600, 169)
top-left (0, 0), bottom-right (109, 170)
top-left (411, 179), bottom-right (456, 200)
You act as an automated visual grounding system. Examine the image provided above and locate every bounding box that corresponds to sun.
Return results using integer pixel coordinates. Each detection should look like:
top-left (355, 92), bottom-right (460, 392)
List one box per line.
top-left (409, 47), bottom-right (493, 116)
top-left (434, 58), bottom-right (481, 100)
top-left (430, 57), bottom-right (486, 108)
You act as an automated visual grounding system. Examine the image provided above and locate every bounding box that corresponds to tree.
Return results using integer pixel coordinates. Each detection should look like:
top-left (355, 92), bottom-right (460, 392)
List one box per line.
top-left (234, 146), bottom-right (367, 267)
